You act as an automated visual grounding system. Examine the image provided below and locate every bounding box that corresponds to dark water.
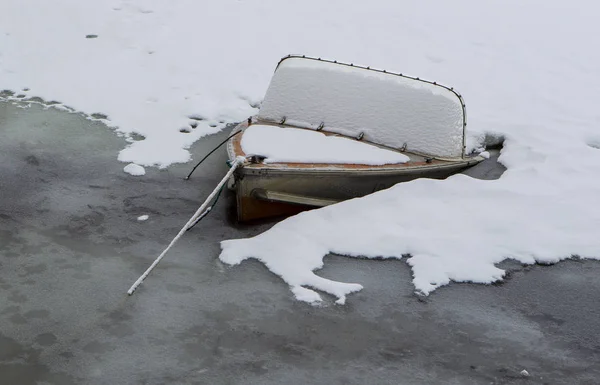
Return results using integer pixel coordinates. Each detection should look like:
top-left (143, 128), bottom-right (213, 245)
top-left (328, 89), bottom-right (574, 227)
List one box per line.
top-left (1, 101), bottom-right (599, 384)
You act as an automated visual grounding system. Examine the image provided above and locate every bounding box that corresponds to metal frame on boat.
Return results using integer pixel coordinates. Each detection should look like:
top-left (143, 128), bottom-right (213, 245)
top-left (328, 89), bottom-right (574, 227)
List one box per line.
top-left (227, 55), bottom-right (483, 222)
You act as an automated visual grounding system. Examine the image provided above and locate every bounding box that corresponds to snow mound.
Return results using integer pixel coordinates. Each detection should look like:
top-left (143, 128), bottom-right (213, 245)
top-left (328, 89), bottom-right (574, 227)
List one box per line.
top-left (123, 163), bottom-right (146, 176)
top-left (221, 168), bottom-right (600, 303)
top-left (241, 124), bottom-right (409, 165)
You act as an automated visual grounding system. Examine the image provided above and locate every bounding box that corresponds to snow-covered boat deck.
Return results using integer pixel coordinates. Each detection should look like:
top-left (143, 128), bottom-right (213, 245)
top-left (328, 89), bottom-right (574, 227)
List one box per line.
top-left (229, 122), bottom-right (480, 171)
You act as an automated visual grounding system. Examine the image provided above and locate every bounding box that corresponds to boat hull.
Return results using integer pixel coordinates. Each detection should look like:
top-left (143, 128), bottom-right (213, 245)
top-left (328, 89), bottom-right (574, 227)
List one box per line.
top-left (233, 157), bottom-right (480, 222)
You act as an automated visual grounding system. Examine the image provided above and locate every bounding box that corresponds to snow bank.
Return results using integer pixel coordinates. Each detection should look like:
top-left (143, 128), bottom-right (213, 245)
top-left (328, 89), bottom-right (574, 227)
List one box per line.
top-left (241, 124), bottom-right (409, 165)
top-left (258, 58), bottom-right (464, 158)
top-left (221, 163), bottom-right (600, 303)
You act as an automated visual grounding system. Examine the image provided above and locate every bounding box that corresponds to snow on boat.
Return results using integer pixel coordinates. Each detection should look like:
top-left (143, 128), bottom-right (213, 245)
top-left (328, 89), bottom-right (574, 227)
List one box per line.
top-left (227, 55), bottom-right (483, 221)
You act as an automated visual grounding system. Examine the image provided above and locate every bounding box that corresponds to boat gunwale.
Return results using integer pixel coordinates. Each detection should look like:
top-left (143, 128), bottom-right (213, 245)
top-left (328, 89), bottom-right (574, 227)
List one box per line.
top-left (227, 120), bottom-right (483, 175)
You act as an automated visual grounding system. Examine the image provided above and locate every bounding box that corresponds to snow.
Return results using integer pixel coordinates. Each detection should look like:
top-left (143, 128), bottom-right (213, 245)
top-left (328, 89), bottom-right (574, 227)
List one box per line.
top-left (258, 57), bottom-right (464, 159)
top-left (2, 1), bottom-right (600, 304)
top-left (241, 124), bottom-right (409, 165)
top-left (123, 163), bottom-right (145, 176)
top-left (137, 215), bottom-right (149, 221)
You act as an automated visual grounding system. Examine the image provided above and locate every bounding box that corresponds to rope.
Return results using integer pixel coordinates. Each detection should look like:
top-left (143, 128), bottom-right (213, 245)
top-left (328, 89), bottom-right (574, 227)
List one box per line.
top-left (127, 156), bottom-right (246, 295)
top-left (184, 130), bottom-right (242, 180)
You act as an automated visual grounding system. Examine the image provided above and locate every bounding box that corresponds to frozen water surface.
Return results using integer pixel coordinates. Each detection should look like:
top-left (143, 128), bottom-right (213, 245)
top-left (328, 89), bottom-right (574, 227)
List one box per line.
top-left (2, 0), bottom-right (600, 382)
top-left (1, 101), bottom-right (600, 384)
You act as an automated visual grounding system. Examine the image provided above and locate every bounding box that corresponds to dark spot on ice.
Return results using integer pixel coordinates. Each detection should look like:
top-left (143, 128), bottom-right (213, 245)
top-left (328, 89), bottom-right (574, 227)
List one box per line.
top-left (59, 351), bottom-right (75, 359)
top-left (1, 89), bottom-right (15, 97)
top-left (219, 119), bottom-right (225, 124)
top-left (188, 114), bottom-right (205, 121)
top-left (107, 309), bottom-right (132, 322)
top-left (35, 333), bottom-right (57, 347)
top-left (88, 184), bottom-right (109, 190)
top-left (526, 312), bottom-right (565, 326)
top-left (179, 127), bottom-right (191, 133)
top-left (128, 132), bottom-right (146, 141)
top-left (22, 87), bottom-right (30, 92)
top-left (85, 34), bottom-right (98, 39)
top-left (209, 123), bottom-right (218, 128)
top-left (0, 306), bottom-right (19, 315)
top-left (21, 263), bottom-right (47, 276)
top-left (8, 313), bottom-right (27, 324)
top-left (103, 323), bottom-right (135, 338)
top-left (15, 94), bottom-right (26, 98)
top-left (8, 291), bottom-right (28, 303)
top-left (587, 141), bottom-right (600, 149)
top-left (82, 340), bottom-right (114, 354)
top-left (189, 121), bottom-right (198, 129)
top-left (90, 113), bottom-right (108, 120)
top-left (25, 155), bottom-right (40, 166)
top-left (147, 50), bottom-right (155, 55)
top-left (25, 309), bottom-right (50, 318)
top-left (379, 347), bottom-right (411, 361)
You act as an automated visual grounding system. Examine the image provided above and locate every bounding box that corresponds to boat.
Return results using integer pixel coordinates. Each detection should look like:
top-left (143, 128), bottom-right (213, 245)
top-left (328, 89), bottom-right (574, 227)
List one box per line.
top-left (227, 55), bottom-right (484, 222)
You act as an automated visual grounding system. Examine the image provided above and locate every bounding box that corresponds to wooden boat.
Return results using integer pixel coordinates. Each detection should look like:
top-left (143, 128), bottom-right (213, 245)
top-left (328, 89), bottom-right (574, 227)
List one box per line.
top-left (227, 55), bottom-right (484, 222)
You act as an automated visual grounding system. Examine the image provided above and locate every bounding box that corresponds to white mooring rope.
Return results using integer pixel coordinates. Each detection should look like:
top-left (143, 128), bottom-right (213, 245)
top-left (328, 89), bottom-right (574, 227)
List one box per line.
top-left (127, 156), bottom-right (246, 295)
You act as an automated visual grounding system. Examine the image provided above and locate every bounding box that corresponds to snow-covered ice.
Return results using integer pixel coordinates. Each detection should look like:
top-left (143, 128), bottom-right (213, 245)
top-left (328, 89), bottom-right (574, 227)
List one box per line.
top-left (241, 124), bottom-right (409, 165)
top-left (137, 215), bottom-right (149, 221)
top-left (2, 1), bottom-right (600, 304)
top-left (123, 163), bottom-right (145, 176)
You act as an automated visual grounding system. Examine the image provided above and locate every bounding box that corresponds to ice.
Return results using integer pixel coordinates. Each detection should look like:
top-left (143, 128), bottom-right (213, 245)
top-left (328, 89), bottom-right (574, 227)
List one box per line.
top-left (241, 124), bottom-right (409, 165)
top-left (258, 58), bottom-right (464, 158)
top-left (123, 163), bottom-right (145, 176)
top-left (137, 215), bottom-right (149, 221)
